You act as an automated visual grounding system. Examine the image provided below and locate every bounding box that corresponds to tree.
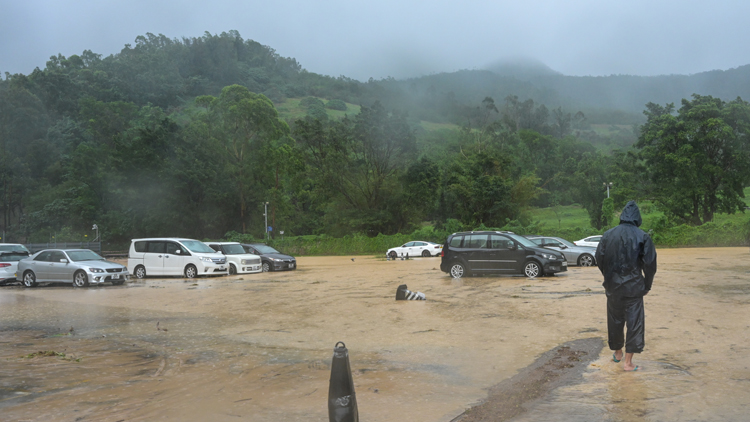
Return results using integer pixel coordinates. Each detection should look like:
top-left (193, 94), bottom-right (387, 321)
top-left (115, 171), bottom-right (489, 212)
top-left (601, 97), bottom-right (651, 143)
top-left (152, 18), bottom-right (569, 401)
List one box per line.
top-left (192, 85), bottom-right (290, 233)
top-left (637, 95), bottom-right (750, 225)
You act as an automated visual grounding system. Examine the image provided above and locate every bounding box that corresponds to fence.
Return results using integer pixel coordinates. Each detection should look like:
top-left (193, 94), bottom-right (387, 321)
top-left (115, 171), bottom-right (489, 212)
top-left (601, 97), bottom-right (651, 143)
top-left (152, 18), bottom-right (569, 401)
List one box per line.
top-left (24, 242), bottom-right (102, 255)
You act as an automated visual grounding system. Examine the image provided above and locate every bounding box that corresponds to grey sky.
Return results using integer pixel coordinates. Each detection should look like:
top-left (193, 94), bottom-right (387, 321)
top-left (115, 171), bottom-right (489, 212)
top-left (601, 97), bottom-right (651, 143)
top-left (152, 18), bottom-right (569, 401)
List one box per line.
top-left (2, 0), bottom-right (749, 81)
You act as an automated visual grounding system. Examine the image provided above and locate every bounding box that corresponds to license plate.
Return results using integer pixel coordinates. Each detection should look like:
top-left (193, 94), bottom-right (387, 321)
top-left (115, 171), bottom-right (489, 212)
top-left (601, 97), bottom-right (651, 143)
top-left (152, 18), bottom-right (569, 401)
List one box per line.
top-left (112, 274), bottom-right (120, 279)
top-left (290, 263), bottom-right (295, 268)
top-left (562, 262), bottom-right (568, 266)
top-left (219, 266), bottom-right (225, 270)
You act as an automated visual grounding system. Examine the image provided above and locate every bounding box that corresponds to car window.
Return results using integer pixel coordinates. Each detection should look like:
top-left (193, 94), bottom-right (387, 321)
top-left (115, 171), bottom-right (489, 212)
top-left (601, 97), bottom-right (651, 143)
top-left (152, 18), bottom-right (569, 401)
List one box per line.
top-left (489, 234), bottom-right (512, 249)
top-left (0, 251), bottom-right (29, 261)
top-left (50, 251), bottom-right (67, 262)
top-left (166, 242), bottom-right (187, 255)
top-left (530, 238), bottom-right (543, 246)
top-left (34, 251), bottom-right (53, 262)
top-left (404, 242), bottom-right (414, 247)
top-left (448, 236), bottom-right (463, 248)
top-left (464, 234), bottom-right (488, 249)
top-left (147, 241), bottom-right (166, 253)
top-left (0, 244), bottom-right (29, 253)
top-left (545, 239), bottom-right (563, 247)
top-left (133, 241), bottom-right (148, 253)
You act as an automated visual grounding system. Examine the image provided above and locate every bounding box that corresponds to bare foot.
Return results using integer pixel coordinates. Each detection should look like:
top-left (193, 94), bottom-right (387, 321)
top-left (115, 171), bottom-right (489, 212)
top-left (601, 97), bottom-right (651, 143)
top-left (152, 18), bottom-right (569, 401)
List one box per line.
top-left (623, 364), bottom-right (639, 371)
top-left (613, 350), bottom-right (623, 362)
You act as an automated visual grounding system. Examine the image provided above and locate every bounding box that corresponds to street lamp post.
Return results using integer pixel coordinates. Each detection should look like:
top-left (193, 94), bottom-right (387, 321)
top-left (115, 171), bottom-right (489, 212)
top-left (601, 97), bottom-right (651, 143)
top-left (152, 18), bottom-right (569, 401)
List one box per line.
top-left (604, 182), bottom-right (613, 198)
top-left (263, 202), bottom-right (269, 242)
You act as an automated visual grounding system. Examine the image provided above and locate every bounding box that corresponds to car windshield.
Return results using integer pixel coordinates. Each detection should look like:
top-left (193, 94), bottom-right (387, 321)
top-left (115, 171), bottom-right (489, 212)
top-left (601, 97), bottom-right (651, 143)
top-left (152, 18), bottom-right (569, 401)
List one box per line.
top-left (181, 240), bottom-right (216, 253)
top-left (222, 244), bottom-right (246, 254)
top-left (67, 250), bottom-right (104, 261)
top-left (555, 238), bottom-right (577, 248)
top-left (0, 251), bottom-right (29, 261)
top-left (253, 245), bottom-right (280, 254)
top-left (506, 233), bottom-right (538, 248)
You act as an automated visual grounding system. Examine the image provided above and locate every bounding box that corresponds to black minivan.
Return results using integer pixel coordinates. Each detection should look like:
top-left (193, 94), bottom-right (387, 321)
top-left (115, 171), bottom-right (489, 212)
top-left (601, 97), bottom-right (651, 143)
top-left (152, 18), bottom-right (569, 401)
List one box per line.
top-left (440, 231), bottom-right (567, 278)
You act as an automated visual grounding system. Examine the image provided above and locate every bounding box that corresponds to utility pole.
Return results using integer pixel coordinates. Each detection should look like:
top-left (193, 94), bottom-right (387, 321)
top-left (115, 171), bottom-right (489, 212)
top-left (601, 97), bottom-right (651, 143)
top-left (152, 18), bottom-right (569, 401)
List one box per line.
top-left (263, 202), bottom-right (269, 242)
top-left (604, 182), bottom-right (613, 198)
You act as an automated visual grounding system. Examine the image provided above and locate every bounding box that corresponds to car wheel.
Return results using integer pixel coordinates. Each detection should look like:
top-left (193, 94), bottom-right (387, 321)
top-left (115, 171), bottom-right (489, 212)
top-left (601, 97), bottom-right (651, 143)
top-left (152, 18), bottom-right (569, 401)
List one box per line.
top-left (185, 264), bottom-right (197, 278)
top-left (23, 271), bottom-right (38, 288)
top-left (578, 254), bottom-right (595, 267)
top-left (524, 261), bottom-right (541, 278)
top-left (134, 265), bottom-right (146, 279)
top-left (421, 250), bottom-right (431, 257)
top-left (229, 264), bottom-right (237, 275)
top-left (449, 262), bottom-right (466, 278)
top-left (73, 270), bottom-right (89, 287)
top-left (262, 261), bottom-right (271, 272)
top-left (389, 251), bottom-right (397, 259)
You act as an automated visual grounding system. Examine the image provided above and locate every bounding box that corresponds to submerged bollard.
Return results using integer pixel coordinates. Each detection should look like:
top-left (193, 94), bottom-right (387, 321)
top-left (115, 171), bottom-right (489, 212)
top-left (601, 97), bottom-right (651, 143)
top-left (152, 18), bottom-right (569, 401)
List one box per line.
top-left (395, 284), bottom-right (426, 300)
top-left (328, 341), bottom-right (359, 422)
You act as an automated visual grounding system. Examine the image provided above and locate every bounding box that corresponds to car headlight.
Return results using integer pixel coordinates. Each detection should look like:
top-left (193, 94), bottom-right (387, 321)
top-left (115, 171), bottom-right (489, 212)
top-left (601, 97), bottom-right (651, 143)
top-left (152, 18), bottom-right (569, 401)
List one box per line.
top-left (90, 268), bottom-right (104, 273)
top-left (540, 253), bottom-right (557, 260)
top-left (272, 258), bottom-right (282, 262)
top-left (201, 257), bottom-right (213, 262)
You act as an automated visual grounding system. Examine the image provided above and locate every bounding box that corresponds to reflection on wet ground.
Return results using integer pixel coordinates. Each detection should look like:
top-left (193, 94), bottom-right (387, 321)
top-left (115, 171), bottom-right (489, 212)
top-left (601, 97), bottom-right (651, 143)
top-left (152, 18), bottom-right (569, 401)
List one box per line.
top-left (1, 248), bottom-right (749, 421)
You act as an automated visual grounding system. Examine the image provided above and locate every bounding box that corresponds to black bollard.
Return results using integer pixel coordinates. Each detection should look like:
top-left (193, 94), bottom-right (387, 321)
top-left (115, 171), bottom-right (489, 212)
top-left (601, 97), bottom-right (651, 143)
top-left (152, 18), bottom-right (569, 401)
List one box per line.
top-left (328, 341), bottom-right (359, 422)
top-left (395, 284), bottom-right (426, 300)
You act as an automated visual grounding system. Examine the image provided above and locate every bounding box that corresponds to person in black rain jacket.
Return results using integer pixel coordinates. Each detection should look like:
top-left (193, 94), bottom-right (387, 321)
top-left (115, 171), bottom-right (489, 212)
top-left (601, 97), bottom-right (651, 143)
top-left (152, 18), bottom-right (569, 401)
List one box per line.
top-left (595, 200), bottom-right (657, 372)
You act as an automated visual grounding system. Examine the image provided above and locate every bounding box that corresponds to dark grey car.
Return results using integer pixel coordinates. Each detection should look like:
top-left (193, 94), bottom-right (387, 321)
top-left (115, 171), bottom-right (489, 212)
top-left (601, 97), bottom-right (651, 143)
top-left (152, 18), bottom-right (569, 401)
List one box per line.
top-left (241, 244), bottom-right (296, 272)
top-left (440, 231), bottom-right (567, 278)
top-left (17, 249), bottom-right (129, 287)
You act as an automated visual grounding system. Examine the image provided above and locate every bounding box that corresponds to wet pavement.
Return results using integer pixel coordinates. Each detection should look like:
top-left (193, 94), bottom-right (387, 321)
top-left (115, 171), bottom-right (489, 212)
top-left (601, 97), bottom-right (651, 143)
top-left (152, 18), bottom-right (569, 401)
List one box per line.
top-left (1, 248), bottom-right (749, 421)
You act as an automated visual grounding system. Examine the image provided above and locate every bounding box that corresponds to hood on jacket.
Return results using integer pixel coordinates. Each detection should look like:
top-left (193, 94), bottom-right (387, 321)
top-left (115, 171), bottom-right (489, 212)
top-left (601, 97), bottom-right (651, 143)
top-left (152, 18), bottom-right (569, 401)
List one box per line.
top-left (619, 200), bottom-right (642, 227)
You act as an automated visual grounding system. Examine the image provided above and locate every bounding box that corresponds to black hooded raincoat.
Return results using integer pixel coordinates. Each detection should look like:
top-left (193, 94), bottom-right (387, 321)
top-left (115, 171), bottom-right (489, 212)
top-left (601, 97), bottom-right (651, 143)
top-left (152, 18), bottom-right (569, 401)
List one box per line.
top-left (595, 201), bottom-right (657, 297)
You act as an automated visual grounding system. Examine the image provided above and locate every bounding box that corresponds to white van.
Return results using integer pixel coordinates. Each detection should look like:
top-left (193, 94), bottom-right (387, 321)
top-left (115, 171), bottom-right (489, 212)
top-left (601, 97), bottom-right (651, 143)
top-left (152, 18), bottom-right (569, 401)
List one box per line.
top-left (128, 238), bottom-right (228, 279)
top-left (206, 242), bottom-right (262, 275)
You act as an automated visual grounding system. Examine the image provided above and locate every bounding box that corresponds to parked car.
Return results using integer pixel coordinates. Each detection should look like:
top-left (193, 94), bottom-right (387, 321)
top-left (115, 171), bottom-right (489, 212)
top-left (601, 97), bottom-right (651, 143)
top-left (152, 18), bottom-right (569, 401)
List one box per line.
top-left (206, 241), bottom-right (262, 275)
top-left (0, 244), bottom-right (30, 285)
top-left (128, 238), bottom-right (228, 279)
top-left (386, 241), bottom-right (443, 259)
top-left (574, 235), bottom-right (602, 248)
top-left (17, 249), bottom-right (128, 288)
top-left (241, 244), bottom-right (296, 272)
top-left (526, 236), bottom-right (597, 266)
top-left (440, 231), bottom-right (567, 278)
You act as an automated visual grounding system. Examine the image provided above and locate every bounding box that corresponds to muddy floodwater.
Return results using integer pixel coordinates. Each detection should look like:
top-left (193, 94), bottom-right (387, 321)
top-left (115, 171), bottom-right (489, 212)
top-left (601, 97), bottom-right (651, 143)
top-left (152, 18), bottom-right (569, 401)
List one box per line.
top-left (1, 248), bottom-right (749, 421)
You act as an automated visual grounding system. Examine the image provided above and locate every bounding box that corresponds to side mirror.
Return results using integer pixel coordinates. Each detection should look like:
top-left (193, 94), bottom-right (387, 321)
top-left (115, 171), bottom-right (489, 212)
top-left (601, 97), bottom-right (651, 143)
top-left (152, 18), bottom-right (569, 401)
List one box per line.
top-left (174, 250), bottom-right (181, 255)
top-left (60, 259), bottom-right (68, 263)
top-left (508, 244), bottom-right (517, 251)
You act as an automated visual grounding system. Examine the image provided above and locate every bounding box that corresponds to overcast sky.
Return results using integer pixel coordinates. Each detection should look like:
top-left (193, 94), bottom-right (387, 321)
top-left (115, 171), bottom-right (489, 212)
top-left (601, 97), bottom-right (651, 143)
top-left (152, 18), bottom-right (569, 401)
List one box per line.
top-left (2, 0), bottom-right (749, 81)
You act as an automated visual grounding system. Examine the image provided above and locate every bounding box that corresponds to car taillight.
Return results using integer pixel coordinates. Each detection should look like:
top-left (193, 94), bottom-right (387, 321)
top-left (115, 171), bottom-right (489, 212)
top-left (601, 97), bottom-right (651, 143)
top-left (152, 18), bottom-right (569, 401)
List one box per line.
top-left (0, 263), bottom-right (10, 268)
top-left (441, 250), bottom-right (444, 257)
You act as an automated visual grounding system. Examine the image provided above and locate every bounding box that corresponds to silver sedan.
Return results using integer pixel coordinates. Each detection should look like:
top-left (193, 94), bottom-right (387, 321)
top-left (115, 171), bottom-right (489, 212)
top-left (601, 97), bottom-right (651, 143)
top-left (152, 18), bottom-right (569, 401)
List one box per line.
top-left (17, 249), bottom-right (129, 287)
top-left (527, 236), bottom-right (597, 266)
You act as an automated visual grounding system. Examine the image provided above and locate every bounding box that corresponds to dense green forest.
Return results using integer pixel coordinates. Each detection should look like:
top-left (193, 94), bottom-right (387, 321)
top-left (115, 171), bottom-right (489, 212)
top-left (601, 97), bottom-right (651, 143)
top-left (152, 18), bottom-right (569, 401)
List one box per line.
top-left (2, 31), bottom-right (750, 246)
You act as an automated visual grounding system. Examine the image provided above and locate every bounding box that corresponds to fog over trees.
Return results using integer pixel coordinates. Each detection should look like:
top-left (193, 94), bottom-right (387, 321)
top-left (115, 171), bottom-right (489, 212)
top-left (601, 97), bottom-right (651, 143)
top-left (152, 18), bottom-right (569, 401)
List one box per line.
top-left (2, 31), bottom-right (750, 244)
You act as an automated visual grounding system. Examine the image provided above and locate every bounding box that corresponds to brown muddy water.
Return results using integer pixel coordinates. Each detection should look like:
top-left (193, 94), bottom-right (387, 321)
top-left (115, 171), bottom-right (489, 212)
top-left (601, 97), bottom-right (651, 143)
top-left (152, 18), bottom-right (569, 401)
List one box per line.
top-left (1, 248), bottom-right (749, 421)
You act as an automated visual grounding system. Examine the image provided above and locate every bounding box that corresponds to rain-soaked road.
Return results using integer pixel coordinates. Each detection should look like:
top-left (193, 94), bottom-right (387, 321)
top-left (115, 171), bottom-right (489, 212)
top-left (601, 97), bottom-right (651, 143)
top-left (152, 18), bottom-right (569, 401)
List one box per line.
top-left (1, 248), bottom-right (749, 421)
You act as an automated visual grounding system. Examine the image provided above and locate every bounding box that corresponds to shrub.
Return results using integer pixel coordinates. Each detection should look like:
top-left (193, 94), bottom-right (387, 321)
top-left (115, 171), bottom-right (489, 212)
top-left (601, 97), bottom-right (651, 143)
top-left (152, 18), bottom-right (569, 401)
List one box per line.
top-left (326, 99), bottom-right (347, 111)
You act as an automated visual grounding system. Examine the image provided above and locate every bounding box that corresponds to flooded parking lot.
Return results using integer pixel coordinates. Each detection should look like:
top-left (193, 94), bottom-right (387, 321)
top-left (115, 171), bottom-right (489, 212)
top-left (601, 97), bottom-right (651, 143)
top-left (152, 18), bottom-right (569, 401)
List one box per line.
top-left (1, 248), bottom-right (749, 421)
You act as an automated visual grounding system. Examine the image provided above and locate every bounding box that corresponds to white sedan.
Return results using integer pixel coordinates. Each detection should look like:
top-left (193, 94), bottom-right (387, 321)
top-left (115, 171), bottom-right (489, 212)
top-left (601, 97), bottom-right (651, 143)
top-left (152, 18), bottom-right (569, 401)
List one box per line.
top-left (386, 241), bottom-right (443, 258)
top-left (574, 235), bottom-right (602, 248)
